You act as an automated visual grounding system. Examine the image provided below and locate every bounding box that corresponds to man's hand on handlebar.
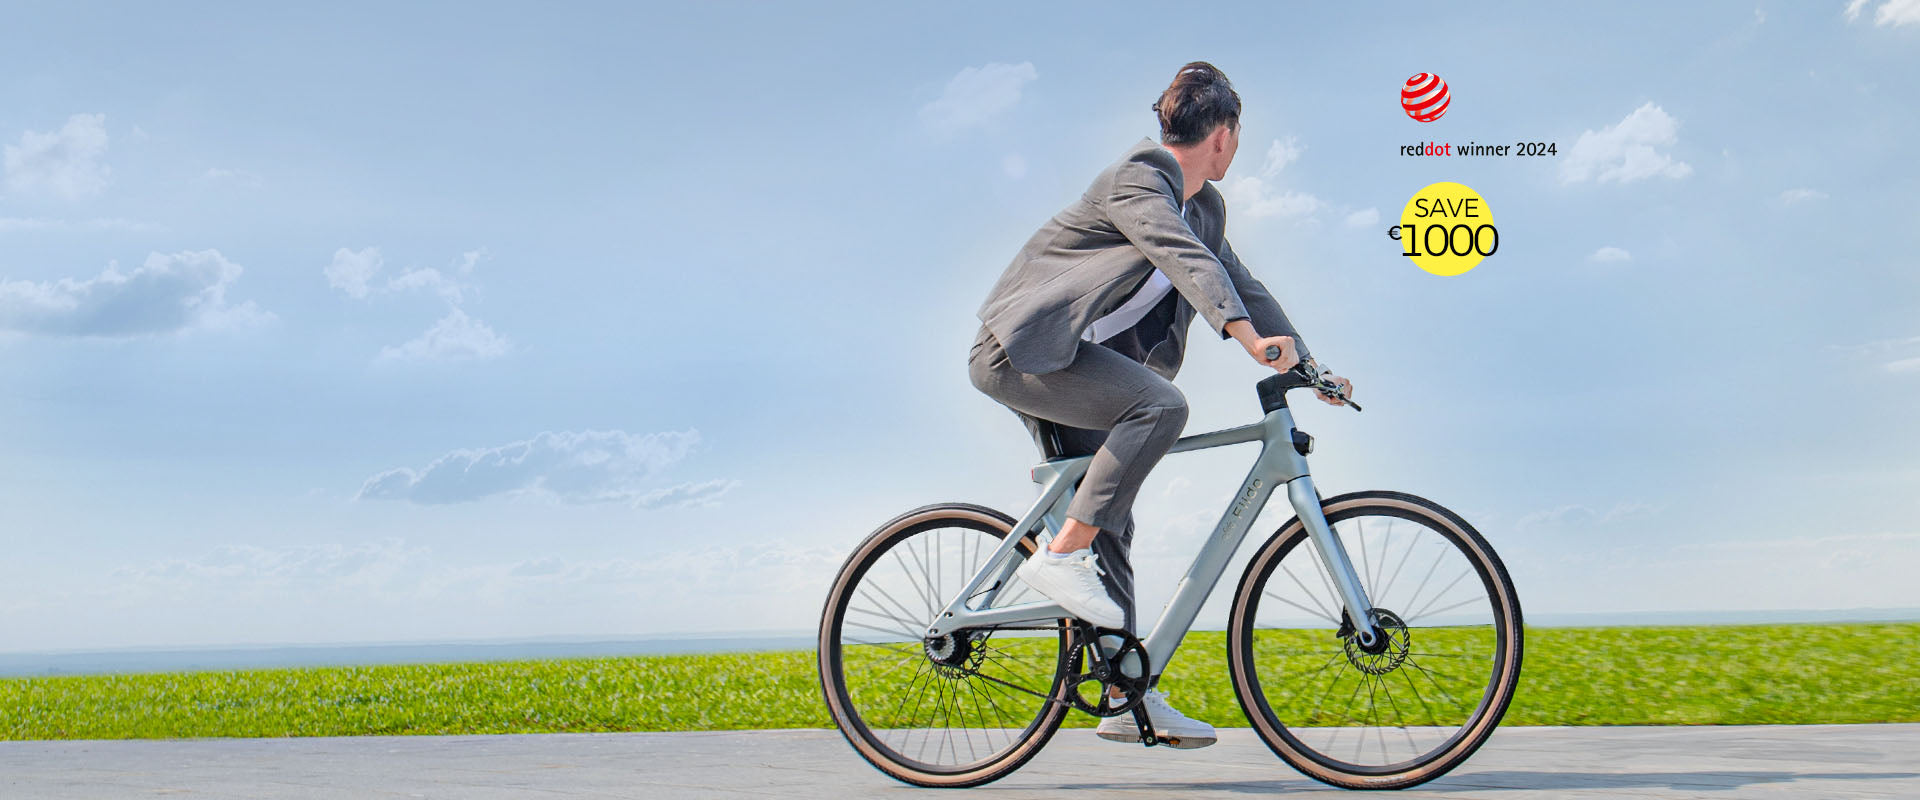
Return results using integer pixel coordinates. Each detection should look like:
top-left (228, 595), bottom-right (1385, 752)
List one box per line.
top-left (1227, 321), bottom-right (1361, 411)
top-left (1227, 321), bottom-right (1298, 372)
top-left (1252, 335), bottom-right (1299, 372)
top-left (1316, 373), bottom-right (1353, 407)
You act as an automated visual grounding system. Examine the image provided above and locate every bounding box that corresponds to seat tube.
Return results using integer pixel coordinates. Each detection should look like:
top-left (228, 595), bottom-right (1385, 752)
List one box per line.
top-left (1039, 481), bottom-right (1073, 549)
top-left (1286, 474), bottom-right (1381, 645)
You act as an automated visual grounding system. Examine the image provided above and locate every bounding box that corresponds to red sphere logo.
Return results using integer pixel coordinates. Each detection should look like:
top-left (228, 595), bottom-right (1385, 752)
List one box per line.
top-left (1401, 73), bottom-right (1450, 122)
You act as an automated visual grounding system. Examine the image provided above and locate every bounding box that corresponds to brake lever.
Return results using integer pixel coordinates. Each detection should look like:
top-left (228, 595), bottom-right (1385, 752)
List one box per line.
top-left (1264, 347), bottom-right (1363, 411)
top-left (1302, 359), bottom-right (1363, 413)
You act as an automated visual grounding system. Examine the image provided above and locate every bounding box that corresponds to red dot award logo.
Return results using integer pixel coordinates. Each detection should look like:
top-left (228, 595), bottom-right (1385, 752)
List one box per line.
top-left (1400, 73), bottom-right (1450, 122)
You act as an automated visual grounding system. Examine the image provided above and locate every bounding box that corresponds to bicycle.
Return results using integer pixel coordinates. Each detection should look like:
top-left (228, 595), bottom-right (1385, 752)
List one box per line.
top-left (817, 353), bottom-right (1523, 790)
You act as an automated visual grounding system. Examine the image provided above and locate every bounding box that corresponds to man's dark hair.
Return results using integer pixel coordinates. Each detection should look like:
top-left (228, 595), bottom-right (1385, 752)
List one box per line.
top-left (1153, 61), bottom-right (1241, 146)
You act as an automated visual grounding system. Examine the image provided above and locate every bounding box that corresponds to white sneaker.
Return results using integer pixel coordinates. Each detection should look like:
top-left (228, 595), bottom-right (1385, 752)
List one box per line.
top-left (1013, 548), bottom-right (1125, 629)
top-left (1095, 690), bottom-right (1218, 749)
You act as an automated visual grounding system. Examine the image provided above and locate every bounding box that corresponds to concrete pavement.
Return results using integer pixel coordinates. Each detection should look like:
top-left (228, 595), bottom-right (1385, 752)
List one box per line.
top-left (4, 724), bottom-right (1917, 798)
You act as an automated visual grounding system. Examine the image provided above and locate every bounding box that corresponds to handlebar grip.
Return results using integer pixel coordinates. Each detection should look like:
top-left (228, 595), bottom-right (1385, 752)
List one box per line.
top-left (1264, 345), bottom-right (1281, 362)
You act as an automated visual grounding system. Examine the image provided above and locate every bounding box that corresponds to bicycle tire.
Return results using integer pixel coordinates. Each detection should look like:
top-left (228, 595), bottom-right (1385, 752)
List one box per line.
top-left (1227, 490), bottom-right (1523, 790)
top-left (818, 502), bottom-right (1072, 787)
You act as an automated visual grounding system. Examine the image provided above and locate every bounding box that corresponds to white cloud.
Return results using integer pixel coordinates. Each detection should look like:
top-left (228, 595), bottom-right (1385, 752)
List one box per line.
top-left (1780, 187), bottom-right (1829, 205)
top-left (330, 246), bottom-right (502, 362)
top-left (919, 62), bottom-right (1037, 135)
top-left (385, 266), bottom-right (467, 304)
top-left (1516, 501), bottom-right (1659, 532)
top-left (0, 249), bottom-right (273, 338)
top-left (114, 539), bottom-right (430, 589)
top-left (1224, 136), bottom-right (1323, 221)
top-left (454, 248), bottom-right (486, 275)
top-left (201, 167), bottom-right (263, 188)
top-left (1588, 246), bottom-right (1633, 263)
top-left (1847, 0), bottom-right (1920, 25)
top-left (356, 428), bottom-right (718, 507)
top-left (1225, 177), bottom-right (1321, 220)
top-left (1831, 334), bottom-right (1920, 372)
top-left (3, 113), bottom-right (111, 199)
top-left (376, 306), bottom-right (509, 363)
top-left (1258, 136), bottom-right (1304, 178)
top-left (634, 478), bottom-right (742, 510)
top-left (325, 246), bottom-right (384, 299)
top-left (1832, 334), bottom-right (1920, 356)
top-left (327, 246), bottom-right (478, 303)
top-left (1559, 103), bottom-right (1692, 184)
top-left (1343, 208), bottom-right (1379, 228)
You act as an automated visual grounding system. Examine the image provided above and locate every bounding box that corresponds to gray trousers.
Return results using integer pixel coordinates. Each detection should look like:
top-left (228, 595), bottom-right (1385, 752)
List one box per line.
top-left (968, 324), bottom-right (1189, 633)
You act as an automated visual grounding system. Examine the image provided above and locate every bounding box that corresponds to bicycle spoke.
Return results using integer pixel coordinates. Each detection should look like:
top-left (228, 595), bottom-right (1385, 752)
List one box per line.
top-left (1356, 518), bottom-right (1373, 608)
top-left (1397, 661), bottom-right (1442, 727)
top-left (888, 548), bottom-right (934, 619)
top-left (1377, 518), bottom-right (1418, 609)
top-left (902, 541), bottom-right (937, 618)
top-left (1357, 673), bottom-right (1378, 762)
top-left (1262, 589), bottom-right (1338, 624)
top-left (843, 638), bottom-right (921, 657)
top-left (1400, 552), bottom-right (1446, 622)
top-left (1267, 647), bottom-right (1348, 711)
top-left (1409, 593), bottom-right (1487, 624)
top-left (1377, 670), bottom-right (1419, 757)
top-left (1276, 562), bottom-right (1338, 622)
top-left (1372, 520), bottom-right (1392, 596)
top-left (843, 618), bottom-right (920, 641)
top-left (850, 591), bottom-right (925, 636)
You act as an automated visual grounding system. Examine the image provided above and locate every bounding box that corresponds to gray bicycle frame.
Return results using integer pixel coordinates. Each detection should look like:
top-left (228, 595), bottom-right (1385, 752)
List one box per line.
top-left (923, 402), bottom-right (1381, 676)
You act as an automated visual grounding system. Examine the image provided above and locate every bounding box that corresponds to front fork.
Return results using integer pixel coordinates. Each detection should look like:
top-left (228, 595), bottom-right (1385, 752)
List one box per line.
top-left (1287, 474), bottom-right (1384, 649)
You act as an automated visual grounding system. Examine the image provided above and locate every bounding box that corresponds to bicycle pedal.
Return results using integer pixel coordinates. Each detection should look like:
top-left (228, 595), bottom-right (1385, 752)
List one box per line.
top-left (1132, 705), bottom-right (1157, 747)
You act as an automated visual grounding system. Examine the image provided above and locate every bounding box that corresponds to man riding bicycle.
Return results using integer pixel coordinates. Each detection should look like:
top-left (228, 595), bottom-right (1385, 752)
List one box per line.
top-left (966, 61), bottom-right (1352, 749)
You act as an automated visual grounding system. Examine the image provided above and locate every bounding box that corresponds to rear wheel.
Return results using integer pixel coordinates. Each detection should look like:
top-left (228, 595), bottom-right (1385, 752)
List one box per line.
top-left (818, 503), bottom-right (1071, 787)
top-left (1228, 490), bottom-right (1523, 790)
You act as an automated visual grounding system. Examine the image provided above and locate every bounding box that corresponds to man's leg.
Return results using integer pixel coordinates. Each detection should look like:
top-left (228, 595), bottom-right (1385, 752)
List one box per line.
top-left (969, 331), bottom-right (1188, 538)
top-left (1047, 422), bottom-right (1138, 635)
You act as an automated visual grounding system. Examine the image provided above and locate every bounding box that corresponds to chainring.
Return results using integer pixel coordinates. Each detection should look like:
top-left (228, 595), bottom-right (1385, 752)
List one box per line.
top-left (1063, 624), bottom-right (1152, 718)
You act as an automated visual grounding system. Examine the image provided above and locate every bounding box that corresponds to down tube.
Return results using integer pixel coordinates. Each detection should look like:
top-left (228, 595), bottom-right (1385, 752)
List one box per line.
top-left (1139, 428), bottom-right (1306, 675)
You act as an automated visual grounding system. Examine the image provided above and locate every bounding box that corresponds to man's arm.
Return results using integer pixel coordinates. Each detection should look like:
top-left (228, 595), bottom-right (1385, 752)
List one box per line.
top-left (1105, 159), bottom-right (1251, 338)
top-left (1218, 235), bottom-right (1312, 363)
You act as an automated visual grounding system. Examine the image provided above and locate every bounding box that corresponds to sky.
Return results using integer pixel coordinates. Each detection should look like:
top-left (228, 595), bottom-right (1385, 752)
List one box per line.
top-left (0, 1), bottom-right (1916, 653)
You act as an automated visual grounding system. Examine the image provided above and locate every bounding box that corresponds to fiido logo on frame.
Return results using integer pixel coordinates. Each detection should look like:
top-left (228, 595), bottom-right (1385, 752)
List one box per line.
top-left (1400, 73), bottom-right (1450, 122)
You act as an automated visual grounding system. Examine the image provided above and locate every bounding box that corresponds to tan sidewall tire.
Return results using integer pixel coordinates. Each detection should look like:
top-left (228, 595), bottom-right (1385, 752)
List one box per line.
top-left (1227, 491), bottom-right (1524, 790)
top-left (817, 503), bottom-right (1071, 788)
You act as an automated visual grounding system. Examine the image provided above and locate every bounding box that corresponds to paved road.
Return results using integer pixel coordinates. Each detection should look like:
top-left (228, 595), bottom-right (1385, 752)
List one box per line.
top-left (4, 724), bottom-right (1917, 798)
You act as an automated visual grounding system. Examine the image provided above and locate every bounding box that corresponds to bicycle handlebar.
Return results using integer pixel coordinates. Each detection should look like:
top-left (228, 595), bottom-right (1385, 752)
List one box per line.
top-left (1264, 345), bottom-right (1363, 412)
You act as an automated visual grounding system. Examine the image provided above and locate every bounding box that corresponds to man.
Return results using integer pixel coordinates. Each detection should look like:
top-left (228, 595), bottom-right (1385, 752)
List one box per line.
top-left (966, 61), bottom-right (1352, 748)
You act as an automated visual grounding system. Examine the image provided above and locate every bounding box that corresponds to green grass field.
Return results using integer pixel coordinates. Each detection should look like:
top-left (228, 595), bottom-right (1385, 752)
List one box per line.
top-left (3, 623), bottom-right (1914, 740)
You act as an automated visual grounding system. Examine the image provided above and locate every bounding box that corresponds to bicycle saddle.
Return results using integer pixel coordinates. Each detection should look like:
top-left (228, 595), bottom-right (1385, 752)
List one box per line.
top-left (1034, 419), bottom-right (1070, 461)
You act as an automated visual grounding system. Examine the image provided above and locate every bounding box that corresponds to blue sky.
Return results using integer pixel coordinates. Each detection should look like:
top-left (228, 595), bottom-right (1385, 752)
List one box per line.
top-left (1, 2), bottom-right (1915, 651)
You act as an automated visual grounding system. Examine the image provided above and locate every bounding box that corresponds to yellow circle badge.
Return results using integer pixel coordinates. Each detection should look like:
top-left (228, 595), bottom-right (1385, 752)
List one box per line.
top-left (1396, 182), bottom-right (1496, 276)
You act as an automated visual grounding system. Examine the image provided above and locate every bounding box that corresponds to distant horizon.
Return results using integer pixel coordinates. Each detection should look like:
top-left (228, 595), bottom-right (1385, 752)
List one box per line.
top-left (5, 605), bottom-right (1916, 678)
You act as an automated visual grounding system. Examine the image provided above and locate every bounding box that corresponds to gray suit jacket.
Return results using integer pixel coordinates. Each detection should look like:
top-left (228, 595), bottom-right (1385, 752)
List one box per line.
top-left (975, 136), bottom-right (1310, 379)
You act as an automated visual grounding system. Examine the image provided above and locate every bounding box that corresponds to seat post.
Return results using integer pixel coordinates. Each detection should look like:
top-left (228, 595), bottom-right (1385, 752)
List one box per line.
top-left (1037, 419), bottom-right (1069, 461)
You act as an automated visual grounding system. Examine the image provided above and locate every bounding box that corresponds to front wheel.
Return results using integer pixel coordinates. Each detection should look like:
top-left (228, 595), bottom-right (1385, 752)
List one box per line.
top-left (1228, 490), bottom-right (1523, 790)
top-left (818, 503), bottom-right (1072, 788)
